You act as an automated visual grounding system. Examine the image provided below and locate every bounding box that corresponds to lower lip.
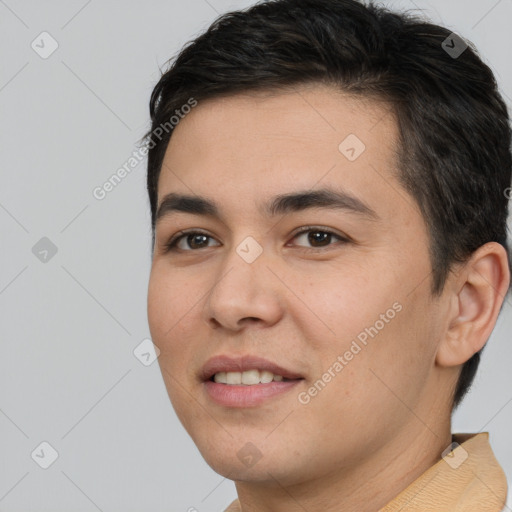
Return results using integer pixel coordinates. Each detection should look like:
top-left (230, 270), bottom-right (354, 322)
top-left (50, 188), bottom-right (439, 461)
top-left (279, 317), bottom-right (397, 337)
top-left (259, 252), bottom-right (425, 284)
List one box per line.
top-left (204, 379), bottom-right (303, 407)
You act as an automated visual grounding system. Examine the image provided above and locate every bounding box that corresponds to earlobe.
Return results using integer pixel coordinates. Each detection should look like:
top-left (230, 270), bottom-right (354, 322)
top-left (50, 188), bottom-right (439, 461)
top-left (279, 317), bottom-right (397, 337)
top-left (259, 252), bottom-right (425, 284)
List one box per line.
top-left (436, 242), bottom-right (510, 368)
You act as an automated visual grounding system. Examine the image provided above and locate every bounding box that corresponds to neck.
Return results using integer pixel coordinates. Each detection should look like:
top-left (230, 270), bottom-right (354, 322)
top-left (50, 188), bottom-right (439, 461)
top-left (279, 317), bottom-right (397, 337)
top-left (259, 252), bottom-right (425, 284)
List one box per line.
top-left (233, 419), bottom-right (452, 512)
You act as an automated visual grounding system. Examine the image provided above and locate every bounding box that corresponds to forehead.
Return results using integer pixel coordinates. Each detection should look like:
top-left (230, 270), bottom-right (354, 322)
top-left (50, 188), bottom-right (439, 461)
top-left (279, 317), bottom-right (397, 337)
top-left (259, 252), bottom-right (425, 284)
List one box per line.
top-left (156, 84), bottom-right (417, 224)
top-left (165, 85), bottom-right (395, 160)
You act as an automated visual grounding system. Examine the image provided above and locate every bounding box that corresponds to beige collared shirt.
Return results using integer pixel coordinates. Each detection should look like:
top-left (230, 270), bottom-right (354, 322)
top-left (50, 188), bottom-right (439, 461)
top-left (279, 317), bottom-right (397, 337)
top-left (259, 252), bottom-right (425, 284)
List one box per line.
top-left (224, 432), bottom-right (508, 511)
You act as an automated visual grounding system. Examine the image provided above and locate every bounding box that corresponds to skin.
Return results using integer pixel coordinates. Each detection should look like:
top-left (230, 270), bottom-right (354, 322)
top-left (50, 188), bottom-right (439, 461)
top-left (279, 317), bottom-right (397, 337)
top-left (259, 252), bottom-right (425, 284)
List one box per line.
top-left (146, 83), bottom-right (510, 512)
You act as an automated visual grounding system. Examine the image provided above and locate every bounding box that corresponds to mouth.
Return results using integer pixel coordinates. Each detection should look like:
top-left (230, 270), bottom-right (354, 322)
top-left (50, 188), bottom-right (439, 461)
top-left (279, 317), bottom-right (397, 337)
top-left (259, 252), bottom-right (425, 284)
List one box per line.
top-left (201, 355), bottom-right (305, 407)
top-left (209, 369), bottom-right (299, 385)
top-left (200, 354), bottom-right (304, 382)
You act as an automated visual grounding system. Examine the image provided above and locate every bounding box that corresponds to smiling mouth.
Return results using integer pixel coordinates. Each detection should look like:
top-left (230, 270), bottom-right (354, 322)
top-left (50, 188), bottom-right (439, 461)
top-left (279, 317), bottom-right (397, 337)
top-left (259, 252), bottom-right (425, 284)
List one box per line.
top-left (204, 371), bottom-right (304, 408)
top-left (210, 369), bottom-right (302, 385)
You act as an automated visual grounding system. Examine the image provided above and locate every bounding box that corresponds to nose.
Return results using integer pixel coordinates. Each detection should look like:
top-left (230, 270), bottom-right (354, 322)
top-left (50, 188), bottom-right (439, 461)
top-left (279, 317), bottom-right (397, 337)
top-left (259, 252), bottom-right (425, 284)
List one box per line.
top-left (202, 241), bottom-right (284, 332)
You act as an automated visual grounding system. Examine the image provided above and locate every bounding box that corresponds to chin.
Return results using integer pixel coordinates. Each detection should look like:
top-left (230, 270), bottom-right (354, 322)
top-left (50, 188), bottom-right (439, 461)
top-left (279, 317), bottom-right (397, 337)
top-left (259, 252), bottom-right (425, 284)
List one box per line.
top-left (198, 440), bottom-right (311, 487)
top-left (193, 438), bottom-right (273, 479)
top-left (207, 459), bottom-right (292, 484)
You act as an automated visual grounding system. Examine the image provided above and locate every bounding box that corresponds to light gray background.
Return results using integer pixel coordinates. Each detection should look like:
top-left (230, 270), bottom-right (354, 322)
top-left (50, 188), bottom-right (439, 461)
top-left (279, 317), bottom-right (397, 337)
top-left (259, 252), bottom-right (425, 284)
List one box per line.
top-left (1, 0), bottom-right (511, 510)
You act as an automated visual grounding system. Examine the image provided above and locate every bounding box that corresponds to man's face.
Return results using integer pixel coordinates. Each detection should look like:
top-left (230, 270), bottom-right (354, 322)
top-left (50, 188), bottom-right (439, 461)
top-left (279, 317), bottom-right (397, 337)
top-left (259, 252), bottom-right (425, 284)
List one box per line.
top-left (147, 85), bottom-right (450, 484)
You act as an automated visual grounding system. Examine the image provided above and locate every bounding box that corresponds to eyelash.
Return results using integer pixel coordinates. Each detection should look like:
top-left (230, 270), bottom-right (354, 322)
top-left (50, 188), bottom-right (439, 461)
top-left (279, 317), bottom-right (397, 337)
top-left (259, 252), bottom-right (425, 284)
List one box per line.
top-left (162, 226), bottom-right (350, 254)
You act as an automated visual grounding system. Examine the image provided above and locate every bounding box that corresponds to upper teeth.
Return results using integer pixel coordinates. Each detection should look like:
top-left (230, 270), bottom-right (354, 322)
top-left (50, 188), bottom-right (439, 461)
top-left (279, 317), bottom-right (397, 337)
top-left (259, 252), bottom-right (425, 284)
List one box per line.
top-left (213, 370), bottom-right (285, 385)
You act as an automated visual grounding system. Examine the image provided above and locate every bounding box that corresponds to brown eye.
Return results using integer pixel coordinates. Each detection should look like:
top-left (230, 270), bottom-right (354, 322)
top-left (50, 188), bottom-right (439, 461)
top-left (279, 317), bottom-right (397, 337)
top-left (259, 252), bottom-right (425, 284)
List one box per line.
top-left (305, 230), bottom-right (331, 247)
top-left (182, 233), bottom-right (210, 250)
top-left (292, 227), bottom-right (348, 250)
top-left (164, 230), bottom-right (220, 252)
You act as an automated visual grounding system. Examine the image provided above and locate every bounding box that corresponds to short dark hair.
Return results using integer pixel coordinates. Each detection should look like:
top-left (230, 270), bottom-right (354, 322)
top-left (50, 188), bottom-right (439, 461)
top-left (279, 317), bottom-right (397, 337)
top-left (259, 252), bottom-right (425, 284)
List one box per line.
top-left (144, 0), bottom-right (512, 408)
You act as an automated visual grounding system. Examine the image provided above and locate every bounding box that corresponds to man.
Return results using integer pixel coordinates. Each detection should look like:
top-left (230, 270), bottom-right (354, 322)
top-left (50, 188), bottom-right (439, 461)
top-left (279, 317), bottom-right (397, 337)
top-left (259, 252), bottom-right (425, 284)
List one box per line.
top-left (145, 0), bottom-right (511, 510)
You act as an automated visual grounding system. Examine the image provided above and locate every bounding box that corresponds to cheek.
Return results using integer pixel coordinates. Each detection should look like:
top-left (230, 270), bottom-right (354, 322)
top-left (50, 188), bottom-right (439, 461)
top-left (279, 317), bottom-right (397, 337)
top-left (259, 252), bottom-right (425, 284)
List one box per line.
top-left (148, 264), bottom-right (191, 335)
top-left (308, 275), bottom-right (434, 413)
top-left (147, 268), bottom-right (203, 430)
top-left (147, 267), bottom-right (196, 371)
top-left (346, 300), bottom-right (436, 410)
top-left (299, 311), bottom-right (431, 459)
top-left (147, 269), bottom-right (171, 345)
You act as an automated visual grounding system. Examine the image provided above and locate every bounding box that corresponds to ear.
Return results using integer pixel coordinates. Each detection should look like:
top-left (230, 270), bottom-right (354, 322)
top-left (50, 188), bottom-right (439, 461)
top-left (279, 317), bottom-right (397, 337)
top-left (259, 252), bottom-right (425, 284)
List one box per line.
top-left (436, 242), bottom-right (510, 368)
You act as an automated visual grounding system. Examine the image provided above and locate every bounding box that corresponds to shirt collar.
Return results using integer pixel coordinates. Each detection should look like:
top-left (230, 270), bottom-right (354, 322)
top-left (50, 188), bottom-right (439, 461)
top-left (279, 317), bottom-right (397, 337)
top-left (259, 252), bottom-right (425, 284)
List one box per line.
top-left (379, 432), bottom-right (507, 511)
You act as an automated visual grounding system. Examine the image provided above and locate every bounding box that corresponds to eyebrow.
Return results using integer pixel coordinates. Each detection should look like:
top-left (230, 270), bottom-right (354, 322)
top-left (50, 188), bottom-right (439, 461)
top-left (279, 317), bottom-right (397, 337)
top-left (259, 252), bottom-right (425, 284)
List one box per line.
top-left (155, 187), bottom-right (380, 225)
